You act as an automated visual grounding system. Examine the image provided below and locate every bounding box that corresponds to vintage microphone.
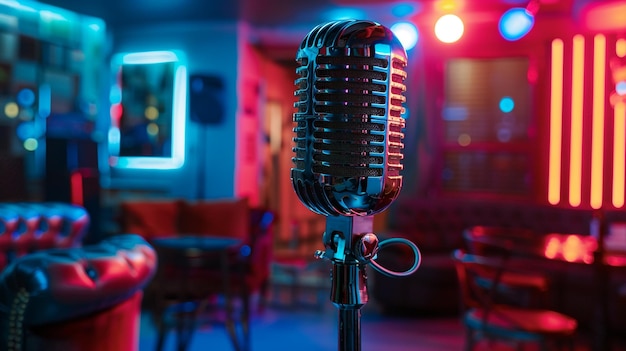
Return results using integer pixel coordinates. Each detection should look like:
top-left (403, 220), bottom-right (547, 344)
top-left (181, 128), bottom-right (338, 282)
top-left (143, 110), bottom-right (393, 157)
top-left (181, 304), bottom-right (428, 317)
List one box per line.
top-left (290, 19), bottom-right (421, 351)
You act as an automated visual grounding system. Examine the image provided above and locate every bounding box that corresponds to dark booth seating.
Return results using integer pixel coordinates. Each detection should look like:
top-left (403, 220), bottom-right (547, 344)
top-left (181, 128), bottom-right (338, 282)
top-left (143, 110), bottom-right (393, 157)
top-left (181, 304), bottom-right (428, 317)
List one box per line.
top-left (118, 198), bottom-right (275, 307)
top-left (371, 197), bottom-right (626, 331)
top-left (0, 234), bottom-right (157, 351)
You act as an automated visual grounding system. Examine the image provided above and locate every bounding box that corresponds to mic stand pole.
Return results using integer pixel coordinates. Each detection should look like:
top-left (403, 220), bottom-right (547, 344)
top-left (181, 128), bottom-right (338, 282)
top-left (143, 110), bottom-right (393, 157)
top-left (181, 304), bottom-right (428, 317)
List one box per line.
top-left (316, 216), bottom-right (379, 351)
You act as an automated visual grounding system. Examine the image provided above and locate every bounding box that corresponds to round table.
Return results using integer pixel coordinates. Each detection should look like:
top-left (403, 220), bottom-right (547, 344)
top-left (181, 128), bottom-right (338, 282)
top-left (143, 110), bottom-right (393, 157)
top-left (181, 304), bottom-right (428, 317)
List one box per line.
top-left (150, 235), bottom-right (249, 351)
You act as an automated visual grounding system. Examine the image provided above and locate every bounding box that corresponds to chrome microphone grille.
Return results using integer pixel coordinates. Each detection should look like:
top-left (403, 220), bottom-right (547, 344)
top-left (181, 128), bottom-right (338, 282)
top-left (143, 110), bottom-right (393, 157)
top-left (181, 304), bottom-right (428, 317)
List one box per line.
top-left (291, 20), bottom-right (408, 216)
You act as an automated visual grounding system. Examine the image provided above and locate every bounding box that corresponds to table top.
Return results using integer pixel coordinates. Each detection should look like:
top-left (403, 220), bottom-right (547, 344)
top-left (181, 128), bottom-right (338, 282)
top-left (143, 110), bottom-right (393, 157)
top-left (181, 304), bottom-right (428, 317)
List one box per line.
top-left (466, 229), bottom-right (626, 267)
top-left (152, 235), bottom-right (242, 251)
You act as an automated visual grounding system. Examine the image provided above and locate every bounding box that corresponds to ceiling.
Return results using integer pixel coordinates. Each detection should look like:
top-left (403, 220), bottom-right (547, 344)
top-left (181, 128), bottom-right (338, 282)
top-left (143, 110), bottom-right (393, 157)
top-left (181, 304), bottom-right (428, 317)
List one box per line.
top-left (34, 0), bottom-right (588, 60)
top-left (35, 0), bottom-right (576, 33)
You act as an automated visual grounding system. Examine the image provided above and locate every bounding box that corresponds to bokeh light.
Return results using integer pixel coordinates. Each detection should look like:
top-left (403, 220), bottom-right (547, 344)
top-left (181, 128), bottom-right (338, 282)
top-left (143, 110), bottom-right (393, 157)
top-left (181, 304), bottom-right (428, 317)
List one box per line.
top-left (23, 138), bottom-right (38, 151)
top-left (323, 8), bottom-right (366, 21)
top-left (17, 88), bottom-right (36, 107)
top-left (110, 103), bottom-right (123, 125)
top-left (16, 121), bottom-right (44, 141)
top-left (147, 122), bottom-right (159, 136)
top-left (109, 85), bottom-right (122, 104)
top-left (499, 7), bottom-right (535, 41)
top-left (617, 39), bottom-right (626, 58)
top-left (458, 133), bottom-right (471, 146)
top-left (435, 0), bottom-right (457, 12)
top-left (391, 22), bottom-right (419, 50)
top-left (145, 106), bottom-right (159, 120)
top-left (392, 3), bottom-right (420, 17)
top-left (617, 81), bottom-right (626, 95)
top-left (4, 102), bottom-right (19, 118)
top-left (499, 96), bottom-right (515, 112)
top-left (434, 14), bottom-right (464, 43)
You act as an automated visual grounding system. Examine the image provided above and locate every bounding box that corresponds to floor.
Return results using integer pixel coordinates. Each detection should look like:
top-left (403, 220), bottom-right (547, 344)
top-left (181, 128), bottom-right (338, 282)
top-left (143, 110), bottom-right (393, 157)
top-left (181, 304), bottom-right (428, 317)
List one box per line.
top-left (137, 259), bottom-right (626, 351)
top-left (138, 303), bottom-right (466, 351)
top-left (137, 297), bottom-right (626, 351)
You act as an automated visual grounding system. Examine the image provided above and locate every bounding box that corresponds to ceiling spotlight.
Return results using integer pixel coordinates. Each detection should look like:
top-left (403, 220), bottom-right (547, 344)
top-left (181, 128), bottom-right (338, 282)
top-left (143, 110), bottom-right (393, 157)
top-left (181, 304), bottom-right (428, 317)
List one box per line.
top-left (391, 22), bottom-right (419, 50)
top-left (434, 14), bottom-right (464, 44)
top-left (499, 7), bottom-right (535, 41)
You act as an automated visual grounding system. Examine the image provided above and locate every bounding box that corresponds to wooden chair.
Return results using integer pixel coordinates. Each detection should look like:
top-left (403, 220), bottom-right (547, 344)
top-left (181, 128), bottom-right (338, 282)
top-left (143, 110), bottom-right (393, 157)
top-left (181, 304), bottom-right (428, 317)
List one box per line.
top-left (452, 249), bottom-right (578, 351)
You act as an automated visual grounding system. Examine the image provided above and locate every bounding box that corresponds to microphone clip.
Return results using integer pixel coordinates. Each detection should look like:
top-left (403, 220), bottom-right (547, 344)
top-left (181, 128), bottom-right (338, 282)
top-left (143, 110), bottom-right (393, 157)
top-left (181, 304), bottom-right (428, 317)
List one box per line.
top-left (315, 216), bottom-right (421, 277)
top-left (319, 216), bottom-right (378, 264)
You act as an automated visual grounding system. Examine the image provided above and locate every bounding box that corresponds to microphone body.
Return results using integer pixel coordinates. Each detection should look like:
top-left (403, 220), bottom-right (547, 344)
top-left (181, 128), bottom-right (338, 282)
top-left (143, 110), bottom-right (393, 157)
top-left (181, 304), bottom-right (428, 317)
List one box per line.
top-left (291, 20), bottom-right (408, 217)
top-left (290, 20), bottom-right (416, 351)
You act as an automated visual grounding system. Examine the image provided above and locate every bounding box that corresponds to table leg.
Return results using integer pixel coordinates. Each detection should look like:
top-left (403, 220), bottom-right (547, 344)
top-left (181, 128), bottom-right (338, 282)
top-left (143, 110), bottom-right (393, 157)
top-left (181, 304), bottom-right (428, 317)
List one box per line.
top-left (175, 304), bottom-right (197, 351)
top-left (592, 256), bottom-right (610, 351)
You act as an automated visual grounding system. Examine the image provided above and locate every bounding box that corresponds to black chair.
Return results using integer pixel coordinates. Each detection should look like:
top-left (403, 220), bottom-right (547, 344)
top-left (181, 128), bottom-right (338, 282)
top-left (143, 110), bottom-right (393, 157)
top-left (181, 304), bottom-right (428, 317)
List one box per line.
top-left (463, 226), bottom-right (555, 308)
top-left (452, 249), bottom-right (578, 351)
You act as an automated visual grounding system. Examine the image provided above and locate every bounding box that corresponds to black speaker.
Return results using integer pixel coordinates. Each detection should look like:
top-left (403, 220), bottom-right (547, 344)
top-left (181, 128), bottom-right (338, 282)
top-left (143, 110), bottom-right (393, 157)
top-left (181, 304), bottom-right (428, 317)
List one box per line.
top-left (189, 74), bottom-right (225, 125)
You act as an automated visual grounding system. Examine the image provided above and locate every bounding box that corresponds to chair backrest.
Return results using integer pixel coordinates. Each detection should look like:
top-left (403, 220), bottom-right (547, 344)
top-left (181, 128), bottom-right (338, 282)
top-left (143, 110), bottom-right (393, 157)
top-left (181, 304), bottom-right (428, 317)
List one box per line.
top-left (453, 248), bottom-right (553, 312)
top-left (452, 249), bottom-right (507, 312)
top-left (37, 202), bottom-right (90, 248)
top-left (463, 225), bottom-right (538, 257)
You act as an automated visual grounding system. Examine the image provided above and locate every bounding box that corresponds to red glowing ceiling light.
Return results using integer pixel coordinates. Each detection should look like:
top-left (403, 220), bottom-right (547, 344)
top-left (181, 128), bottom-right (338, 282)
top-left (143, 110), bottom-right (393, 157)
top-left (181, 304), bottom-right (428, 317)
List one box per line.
top-left (581, 0), bottom-right (626, 32)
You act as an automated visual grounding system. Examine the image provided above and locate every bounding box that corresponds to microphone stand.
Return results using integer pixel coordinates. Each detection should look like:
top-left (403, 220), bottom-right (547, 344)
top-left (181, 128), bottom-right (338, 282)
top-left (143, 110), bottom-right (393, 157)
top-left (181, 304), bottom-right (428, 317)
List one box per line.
top-left (316, 215), bottom-right (378, 351)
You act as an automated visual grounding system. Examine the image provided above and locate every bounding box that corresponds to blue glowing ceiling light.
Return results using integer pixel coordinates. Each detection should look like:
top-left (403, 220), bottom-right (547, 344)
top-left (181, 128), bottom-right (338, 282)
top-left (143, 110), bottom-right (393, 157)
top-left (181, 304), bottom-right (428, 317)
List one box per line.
top-left (499, 7), bottom-right (535, 41)
top-left (391, 22), bottom-right (419, 51)
top-left (391, 3), bottom-right (421, 17)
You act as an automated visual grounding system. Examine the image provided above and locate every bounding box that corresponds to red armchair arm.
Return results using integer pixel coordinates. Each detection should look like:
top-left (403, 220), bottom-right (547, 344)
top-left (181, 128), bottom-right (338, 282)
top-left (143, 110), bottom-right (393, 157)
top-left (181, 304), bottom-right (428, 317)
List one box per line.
top-left (0, 234), bottom-right (157, 351)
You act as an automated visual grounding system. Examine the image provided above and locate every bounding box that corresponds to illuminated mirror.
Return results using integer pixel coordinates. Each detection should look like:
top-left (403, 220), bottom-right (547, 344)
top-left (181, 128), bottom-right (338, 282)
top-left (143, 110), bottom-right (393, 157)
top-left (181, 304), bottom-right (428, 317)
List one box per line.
top-left (108, 50), bottom-right (187, 169)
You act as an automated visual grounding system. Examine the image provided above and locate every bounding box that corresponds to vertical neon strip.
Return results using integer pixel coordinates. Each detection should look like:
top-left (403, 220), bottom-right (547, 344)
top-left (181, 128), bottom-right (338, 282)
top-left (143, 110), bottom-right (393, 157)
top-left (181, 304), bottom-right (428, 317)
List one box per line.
top-left (613, 101), bottom-right (626, 208)
top-left (590, 34), bottom-right (606, 209)
top-left (549, 39), bottom-right (565, 205)
top-left (611, 39), bottom-right (626, 208)
top-left (617, 38), bottom-right (626, 58)
top-left (569, 35), bottom-right (585, 207)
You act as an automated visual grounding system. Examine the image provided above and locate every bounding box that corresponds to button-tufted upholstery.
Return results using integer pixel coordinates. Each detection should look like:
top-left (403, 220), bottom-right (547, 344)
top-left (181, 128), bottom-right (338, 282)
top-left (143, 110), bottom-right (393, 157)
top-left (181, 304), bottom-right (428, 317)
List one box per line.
top-left (0, 202), bottom-right (90, 271)
top-left (0, 234), bottom-right (157, 351)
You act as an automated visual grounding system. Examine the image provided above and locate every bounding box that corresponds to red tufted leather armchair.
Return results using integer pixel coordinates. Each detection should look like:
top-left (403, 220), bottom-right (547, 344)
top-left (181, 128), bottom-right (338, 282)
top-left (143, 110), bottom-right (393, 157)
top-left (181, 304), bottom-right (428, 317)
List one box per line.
top-left (0, 202), bottom-right (90, 271)
top-left (0, 234), bottom-right (157, 351)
